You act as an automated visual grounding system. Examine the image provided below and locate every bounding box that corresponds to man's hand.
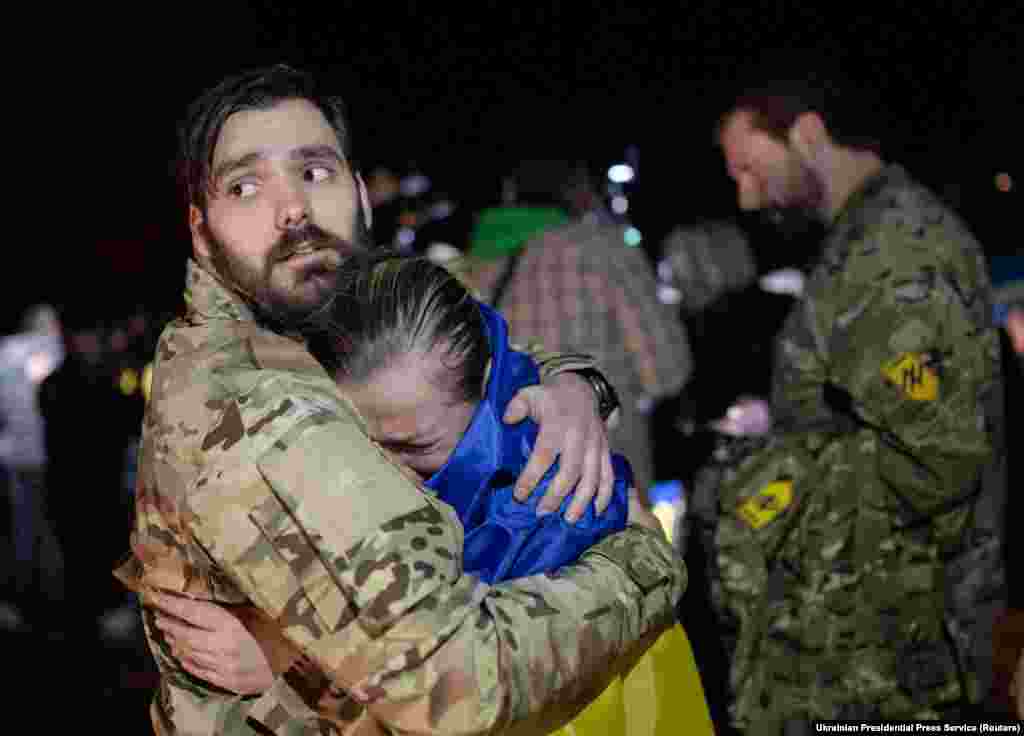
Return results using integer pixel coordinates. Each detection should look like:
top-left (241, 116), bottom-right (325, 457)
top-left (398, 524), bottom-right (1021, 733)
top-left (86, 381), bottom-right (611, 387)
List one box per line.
top-left (145, 590), bottom-right (275, 695)
top-left (504, 372), bottom-right (613, 523)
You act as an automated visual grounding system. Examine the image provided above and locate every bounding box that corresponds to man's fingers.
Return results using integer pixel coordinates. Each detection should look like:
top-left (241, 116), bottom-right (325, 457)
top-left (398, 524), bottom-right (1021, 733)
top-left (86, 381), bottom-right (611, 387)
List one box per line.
top-left (154, 615), bottom-right (220, 654)
top-left (182, 659), bottom-right (232, 692)
top-left (537, 425), bottom-right (584, 514)
top-left (182, 649), bottom-right (223, 672)
top-left (148, 591), bottom-right (220, 630)
top-left (515, 445), bottom-right (556, 502)
top-left (504, 387), bottom-right (539, 425)
top-left (595, 444), bottom-right (614, 514)
top-left (563, 444), bottom-right (602, 523)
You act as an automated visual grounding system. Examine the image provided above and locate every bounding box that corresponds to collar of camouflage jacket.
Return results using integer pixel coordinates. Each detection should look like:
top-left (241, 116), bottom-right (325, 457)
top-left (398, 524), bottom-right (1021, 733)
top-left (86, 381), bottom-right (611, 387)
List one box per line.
top-left (830, 163), bottom-right (909, 229)
top-left (184, 259), bottom-right (259, 324)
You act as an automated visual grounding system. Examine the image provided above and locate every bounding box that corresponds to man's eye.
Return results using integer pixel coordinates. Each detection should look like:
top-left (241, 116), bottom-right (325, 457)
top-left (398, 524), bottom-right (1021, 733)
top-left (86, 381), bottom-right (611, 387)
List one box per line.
top-left (305, 166), bottom-right (333, 183)
top-left (228, 181), bottom-right (258, 198)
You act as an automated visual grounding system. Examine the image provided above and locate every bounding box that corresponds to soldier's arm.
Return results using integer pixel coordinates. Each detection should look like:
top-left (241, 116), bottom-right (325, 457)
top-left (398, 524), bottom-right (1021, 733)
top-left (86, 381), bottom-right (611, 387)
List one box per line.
top-left (769, 293), bottom-right (837, 431)
top-left (820, 228), bottom-right (998, 514)
top-left (188, 384), bottom-right (685, 735)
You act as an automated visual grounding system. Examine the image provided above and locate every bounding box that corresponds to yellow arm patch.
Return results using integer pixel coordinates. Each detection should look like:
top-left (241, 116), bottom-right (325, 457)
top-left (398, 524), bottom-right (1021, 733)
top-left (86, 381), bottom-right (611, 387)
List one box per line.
top-left (881, 353), bottom-right (939, 402)
top-left (737, 480), bottom-right (793, 530)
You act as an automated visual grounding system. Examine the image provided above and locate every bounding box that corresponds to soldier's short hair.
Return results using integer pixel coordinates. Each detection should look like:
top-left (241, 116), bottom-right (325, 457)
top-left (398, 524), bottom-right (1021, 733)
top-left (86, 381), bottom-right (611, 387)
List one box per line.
top-left (177, 64), bottom-right (354, 215)
top-left (306, 254), bottom-right (489, 405)
top-left (716, 74), bottom-right (883, 156)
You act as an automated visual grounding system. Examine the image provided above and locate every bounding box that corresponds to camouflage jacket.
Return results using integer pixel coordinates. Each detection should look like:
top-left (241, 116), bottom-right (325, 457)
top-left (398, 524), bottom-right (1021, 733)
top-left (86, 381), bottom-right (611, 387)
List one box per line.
top-left (712, 165), bottom-right (1003, 729)
top-left (115, 260), bottom-right (686, 736)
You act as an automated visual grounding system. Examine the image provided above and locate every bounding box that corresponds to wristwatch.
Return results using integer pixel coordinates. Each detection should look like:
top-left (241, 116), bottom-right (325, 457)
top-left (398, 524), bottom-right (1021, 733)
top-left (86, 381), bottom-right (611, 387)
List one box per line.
top-left (571, 367), bottom-right (620, 422)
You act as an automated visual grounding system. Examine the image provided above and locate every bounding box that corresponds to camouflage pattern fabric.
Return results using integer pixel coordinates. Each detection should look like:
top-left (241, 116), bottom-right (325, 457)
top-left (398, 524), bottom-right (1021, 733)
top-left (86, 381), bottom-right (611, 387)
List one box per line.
top-left (114, 260), bottom-right (686, 735)
top-left (703, 165), bottom-right (1004, 733)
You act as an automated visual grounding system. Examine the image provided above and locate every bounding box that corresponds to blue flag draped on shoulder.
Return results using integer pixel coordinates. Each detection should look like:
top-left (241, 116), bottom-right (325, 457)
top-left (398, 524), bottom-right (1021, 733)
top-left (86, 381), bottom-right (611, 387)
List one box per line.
top-left (426, 301), bottom-right (630, 583)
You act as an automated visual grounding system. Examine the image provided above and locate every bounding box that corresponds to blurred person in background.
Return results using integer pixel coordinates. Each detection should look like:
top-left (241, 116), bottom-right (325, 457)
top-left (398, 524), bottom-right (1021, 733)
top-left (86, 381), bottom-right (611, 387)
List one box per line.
top-left (454, 159), bottom-right (693, 500)
top-left (0, 305), bottom-right (65, 634)
top-left (699, 70), bottom-right (1004, 732)
top-left (39, 310), bottom-right (147, 646)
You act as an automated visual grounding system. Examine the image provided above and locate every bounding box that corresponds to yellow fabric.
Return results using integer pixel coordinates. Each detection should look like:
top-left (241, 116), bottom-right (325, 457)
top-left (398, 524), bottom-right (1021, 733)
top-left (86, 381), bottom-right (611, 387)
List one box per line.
top-left (550, 624), bottom-right (714, 736)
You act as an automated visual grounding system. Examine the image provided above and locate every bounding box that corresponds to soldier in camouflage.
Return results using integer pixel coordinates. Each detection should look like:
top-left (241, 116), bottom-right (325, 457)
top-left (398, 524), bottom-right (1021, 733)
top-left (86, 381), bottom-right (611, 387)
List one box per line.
top-left (114, 65), bottom-right (686, 734)
top-left (698, 79), bottom-right (1005, 732)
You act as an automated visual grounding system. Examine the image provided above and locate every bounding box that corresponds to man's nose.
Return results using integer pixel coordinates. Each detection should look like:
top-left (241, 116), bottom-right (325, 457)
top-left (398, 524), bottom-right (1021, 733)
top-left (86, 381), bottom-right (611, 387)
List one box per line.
top-left (276, 180), bottom-right (310, 229)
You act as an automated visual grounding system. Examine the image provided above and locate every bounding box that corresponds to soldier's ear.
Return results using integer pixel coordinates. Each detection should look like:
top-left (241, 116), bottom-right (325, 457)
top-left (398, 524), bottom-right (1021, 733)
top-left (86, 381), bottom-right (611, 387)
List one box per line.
top-left (189, 205), bottom-right (211, 261)
top-left (788, 112), bottom-right (828, 159)
top-left (1007, 308), bottom-right (1024, 355)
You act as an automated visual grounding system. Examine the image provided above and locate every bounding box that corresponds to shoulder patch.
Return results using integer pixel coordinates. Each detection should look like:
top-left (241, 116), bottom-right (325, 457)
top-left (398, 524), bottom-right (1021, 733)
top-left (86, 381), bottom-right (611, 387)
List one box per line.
top-left (737, 479), bottom-right (793, 529)
top-left (881, 352), bottom-right (938, 401)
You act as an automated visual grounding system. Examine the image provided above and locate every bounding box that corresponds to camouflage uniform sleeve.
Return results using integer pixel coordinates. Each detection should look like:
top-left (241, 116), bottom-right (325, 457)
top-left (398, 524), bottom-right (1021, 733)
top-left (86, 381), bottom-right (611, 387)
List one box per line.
top-left (190, 380), bottom-right (685, 735)
top-left (790, 223), bottom-right (997, 516)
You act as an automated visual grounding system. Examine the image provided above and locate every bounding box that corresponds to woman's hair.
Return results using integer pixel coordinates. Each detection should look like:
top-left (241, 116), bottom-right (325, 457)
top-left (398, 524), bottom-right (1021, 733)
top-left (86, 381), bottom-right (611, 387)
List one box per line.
top-left (306, 254), bottom-right (489, 403)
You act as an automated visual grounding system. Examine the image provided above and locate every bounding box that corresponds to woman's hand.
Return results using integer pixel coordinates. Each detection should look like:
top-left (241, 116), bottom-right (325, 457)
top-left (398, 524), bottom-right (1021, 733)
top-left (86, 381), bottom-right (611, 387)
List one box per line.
top-left (505, 372), bottom-right (614, 524)
top-left (146, 590), bottom-right (276, 695)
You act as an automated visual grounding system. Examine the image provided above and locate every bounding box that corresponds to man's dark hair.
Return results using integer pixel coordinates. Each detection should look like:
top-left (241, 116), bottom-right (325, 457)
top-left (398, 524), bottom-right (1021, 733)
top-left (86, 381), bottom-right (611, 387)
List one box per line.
top-left (177, 64), bottom-right (354, 214)
top-left (716, 74), bottom-right (884, 156)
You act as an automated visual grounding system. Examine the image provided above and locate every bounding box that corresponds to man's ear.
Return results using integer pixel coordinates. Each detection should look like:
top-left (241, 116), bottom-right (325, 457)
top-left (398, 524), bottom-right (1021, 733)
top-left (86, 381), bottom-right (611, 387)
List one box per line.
top-left (355, 171), bottom-right (373, 230)
top-left (189, 204), bottom-right (210, 260)
top-left (1007, 308), bottom-right (1024, 355)
top-left (788, 111), bottom-right (828, 159)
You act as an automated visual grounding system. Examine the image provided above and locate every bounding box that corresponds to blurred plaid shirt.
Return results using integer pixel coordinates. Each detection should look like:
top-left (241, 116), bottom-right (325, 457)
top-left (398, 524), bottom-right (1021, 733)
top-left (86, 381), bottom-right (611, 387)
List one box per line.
top-left (455, 220), bottom-right (693, 495)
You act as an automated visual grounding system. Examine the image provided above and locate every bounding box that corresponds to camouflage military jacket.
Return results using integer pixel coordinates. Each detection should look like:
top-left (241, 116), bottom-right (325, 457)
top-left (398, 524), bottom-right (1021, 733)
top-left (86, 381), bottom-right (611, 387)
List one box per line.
top-left (715, 165), bottom-right (1002, 729)
top-left (115, 260), bottom-right (686, 736)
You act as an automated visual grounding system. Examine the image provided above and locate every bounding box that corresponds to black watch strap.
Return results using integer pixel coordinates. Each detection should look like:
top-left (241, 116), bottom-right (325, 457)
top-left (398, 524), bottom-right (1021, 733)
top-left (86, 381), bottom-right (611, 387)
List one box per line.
top-left (571, 367), bottom-right (620, 422)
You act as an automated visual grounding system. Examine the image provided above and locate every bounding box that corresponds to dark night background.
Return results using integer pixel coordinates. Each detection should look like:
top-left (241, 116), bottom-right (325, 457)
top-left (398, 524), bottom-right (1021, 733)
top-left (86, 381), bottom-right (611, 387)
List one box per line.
top-left (9, 1), bottom-right (1020, 331)
top-left (4, 3), bottom-right (1021, 728)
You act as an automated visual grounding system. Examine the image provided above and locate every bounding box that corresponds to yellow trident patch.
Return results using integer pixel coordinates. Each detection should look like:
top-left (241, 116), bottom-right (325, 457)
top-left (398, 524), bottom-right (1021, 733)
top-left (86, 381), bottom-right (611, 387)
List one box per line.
top-left (737, 480), bottom-right (794, 529)
top-left (882, 353), bottom-right (939, 402)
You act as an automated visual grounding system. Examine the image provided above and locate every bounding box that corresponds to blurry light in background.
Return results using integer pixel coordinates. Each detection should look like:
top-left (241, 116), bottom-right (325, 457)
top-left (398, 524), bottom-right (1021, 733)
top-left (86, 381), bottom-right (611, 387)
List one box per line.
top-left (119, 367), bottom-right (140, 397)
top-left (648, 480), bottom-right (686, 544)
top-left (428, 200), bottom-right (456, 220)
top-left (623, 227), bottom-right (643, 247)
top-left (657, 285), bottom-right (683, 305)
top-left (652, 502), bottom-right (676, 542)
top-left (611, 195), bottom-right (629, 215)
top-left (400, 173), bottom-right (431, 198)
top-left (995, 172), bottom-right (1012, 193)
top-left (396, 227), bottom-right (416, 250)
top-left (657, 259), bottom-right (674, 282)
top-left (607, 164), bottom-right (635, 184)
top-left (426, 242), bottom-right (461, 265)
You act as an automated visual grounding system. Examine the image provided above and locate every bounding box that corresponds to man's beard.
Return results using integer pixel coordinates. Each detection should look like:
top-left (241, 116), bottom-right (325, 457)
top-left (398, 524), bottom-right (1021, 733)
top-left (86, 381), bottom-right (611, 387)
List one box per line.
top-left (205, 208), bottom-right (373, 329)
top-left (759, 161), bottom-right (826, 236)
